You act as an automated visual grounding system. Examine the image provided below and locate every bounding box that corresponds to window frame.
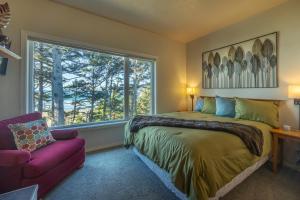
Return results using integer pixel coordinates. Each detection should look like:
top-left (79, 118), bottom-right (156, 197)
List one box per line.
top-left (21, 31), bottom-right (157, 129)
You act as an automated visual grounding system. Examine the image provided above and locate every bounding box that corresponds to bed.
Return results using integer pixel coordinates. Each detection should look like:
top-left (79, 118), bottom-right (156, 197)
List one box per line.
top-left (124, 112), bottom-right (272, 200)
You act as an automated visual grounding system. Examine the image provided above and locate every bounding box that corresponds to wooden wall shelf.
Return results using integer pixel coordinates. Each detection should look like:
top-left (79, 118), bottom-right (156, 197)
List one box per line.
top-left (0, 45), bottom-right (21, 60)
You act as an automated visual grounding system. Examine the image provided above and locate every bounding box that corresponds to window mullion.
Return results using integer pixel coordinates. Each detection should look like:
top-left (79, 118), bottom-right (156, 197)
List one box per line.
top-left (151, 61), bottom-right (156, 115)
top-left (28, 41), bottom-right (34, 113)
top-left (124, 57), bottom-right (130, 120)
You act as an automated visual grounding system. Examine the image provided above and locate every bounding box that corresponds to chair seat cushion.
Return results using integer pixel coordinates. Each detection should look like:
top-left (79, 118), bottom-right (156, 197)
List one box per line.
top-left (23, 138), bottom-right (85, 178)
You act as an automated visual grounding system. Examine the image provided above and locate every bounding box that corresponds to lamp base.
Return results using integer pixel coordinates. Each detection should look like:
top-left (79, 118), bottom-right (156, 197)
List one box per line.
top-left (296, 100), bottom-right (300, 130)
top-left (190, 95), bottom-right (194, 111)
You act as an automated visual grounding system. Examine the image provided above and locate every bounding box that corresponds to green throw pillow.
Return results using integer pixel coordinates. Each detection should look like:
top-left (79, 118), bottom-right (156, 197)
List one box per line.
top-left (201, 97), bottom-right (216, 114)
top-left (235, 98), bottom-right (279, 128)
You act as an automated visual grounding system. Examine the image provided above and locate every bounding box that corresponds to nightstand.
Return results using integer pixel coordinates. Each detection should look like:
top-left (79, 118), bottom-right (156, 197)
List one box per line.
top-left (270, 128), bottom-right (300, 173)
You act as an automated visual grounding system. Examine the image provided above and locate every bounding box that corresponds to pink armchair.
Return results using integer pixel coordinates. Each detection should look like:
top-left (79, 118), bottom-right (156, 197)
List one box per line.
top-left (0, 112), bottom-right (85, 198)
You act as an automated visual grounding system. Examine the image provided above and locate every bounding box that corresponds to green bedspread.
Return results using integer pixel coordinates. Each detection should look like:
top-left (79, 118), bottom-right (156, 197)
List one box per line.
top-left (124, 112), bottom-right (272, 200)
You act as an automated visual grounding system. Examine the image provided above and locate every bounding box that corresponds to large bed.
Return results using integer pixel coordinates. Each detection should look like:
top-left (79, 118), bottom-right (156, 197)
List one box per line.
top-left (124, 112), bottom-right (272, 200)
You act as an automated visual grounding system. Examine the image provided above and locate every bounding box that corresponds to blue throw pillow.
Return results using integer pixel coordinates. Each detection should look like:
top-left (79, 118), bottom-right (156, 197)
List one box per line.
top-left (216, 96), bottom-right (235, 117)
top-left (195, 98), bottom-right (204, 111)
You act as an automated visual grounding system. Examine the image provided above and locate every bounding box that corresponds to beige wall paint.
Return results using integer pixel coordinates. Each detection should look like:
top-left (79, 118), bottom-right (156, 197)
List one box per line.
top-left (0, 0), bottom-right (186, 150)
top-left (187, 0), bottom-right (300, 169)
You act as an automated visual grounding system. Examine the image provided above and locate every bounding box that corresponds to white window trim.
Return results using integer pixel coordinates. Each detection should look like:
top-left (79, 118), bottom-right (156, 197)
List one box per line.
top-left (20, 30), bottom-right (157, 129)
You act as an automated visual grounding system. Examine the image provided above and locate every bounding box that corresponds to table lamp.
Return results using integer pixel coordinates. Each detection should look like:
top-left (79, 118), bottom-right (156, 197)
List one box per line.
top-left (187, 87), bottom-right (195, 111)
top-left (288, 85), bottom-right (300, 129)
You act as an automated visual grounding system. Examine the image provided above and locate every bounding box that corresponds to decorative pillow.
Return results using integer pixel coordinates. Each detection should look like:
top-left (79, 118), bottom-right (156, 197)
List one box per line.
top-left (201, 97), bottom-right (216, 114)
top-left (8, 119), bottom-right (56, 152)
top-left (235, 98), bottom-right (279, 128)
top-left (194, 98), bottom-right (204, 112)
top-left (216, 96), bottom-right (235, 117)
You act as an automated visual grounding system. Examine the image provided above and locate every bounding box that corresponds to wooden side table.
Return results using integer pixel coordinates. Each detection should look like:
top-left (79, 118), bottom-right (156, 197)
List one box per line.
top-left (270, 128), bottom-right (300, 173)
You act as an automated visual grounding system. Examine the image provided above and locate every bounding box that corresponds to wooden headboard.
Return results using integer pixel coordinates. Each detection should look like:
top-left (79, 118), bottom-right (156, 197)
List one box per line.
top-left (197, 96), bottom-right (284, 106)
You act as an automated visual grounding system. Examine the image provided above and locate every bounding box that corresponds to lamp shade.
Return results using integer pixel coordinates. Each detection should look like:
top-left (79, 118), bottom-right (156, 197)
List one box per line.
top-left (288, 85), bottom-right (300, 99)
top-left (187, 87), bottom-right (195, 95)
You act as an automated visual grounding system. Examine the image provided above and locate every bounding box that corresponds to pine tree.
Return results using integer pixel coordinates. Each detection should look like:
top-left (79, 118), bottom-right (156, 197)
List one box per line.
top-left (128, 58), bottom-right (152, 117)
top-left (52, 47), bottom-right (65, 125)
top-left (33, 42), bottom-right (54, 119)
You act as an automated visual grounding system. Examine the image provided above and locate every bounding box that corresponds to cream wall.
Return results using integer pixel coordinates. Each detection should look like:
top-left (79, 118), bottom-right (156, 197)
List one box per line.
top-left (187, 0), bottom-right (300, 169)
top-left (0, 0), bottom-right (186, 151)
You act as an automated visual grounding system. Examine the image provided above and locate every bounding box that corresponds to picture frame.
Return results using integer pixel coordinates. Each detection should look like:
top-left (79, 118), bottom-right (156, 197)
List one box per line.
top-left (202, 32), bottom-right (278, 89)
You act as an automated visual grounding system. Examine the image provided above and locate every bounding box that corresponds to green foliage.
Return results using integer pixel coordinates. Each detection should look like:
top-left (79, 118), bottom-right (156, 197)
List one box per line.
top-left (32, 41), bottom-right (153, 127)
top-left (137, 87), bottom-right (151, 115)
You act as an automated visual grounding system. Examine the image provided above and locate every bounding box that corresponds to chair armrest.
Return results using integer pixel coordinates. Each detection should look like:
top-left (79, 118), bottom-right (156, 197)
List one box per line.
top-left (0, 150), bottom-right (31, 167)
top-left (51, 129), bottom-right (78, 140)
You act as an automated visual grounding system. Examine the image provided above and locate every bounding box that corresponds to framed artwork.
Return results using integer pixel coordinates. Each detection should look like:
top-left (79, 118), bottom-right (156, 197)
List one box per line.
top-left (202, 32), bottom-right (278, 89)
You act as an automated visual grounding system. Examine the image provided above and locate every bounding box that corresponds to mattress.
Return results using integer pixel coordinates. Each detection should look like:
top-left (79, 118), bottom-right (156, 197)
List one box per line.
top-left (133, 147), bottom-right (268, 200)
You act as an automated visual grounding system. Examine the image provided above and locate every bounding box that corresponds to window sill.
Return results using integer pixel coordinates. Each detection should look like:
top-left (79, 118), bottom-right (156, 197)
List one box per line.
top-left (50, 120), bottom-right (128, 131)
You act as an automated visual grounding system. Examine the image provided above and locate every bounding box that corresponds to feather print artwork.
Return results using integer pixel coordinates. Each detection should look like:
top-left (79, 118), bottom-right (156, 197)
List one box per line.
top-left (202, 32), bottom-right (278, 89)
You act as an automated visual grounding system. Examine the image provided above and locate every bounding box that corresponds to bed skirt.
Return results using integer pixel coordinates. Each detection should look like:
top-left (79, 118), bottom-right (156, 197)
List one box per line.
top-left (133, 147), bottom-right (268, 200)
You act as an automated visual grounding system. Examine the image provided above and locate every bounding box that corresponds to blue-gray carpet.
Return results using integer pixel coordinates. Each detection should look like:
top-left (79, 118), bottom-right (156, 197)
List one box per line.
top-left (45, 147), bottom-right (300, 200)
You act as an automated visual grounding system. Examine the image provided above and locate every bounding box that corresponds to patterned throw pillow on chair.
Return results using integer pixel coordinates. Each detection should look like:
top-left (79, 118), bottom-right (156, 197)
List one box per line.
top-left (8, 119), bottom-right (56, 152)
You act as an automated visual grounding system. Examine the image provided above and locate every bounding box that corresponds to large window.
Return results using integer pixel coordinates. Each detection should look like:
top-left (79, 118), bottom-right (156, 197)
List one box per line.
top-left (28, 39), bottom-right (155, 127)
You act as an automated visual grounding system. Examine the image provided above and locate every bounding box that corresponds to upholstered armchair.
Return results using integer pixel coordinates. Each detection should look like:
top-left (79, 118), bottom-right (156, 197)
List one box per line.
top-left (0, 112), bottom-right (85, 198)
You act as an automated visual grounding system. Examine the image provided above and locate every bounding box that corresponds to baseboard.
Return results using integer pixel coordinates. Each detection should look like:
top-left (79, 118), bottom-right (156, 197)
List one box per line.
top-left (283, 161), bottom-right (300, 172)
top-left (85, 142), bottom-right (123, 153)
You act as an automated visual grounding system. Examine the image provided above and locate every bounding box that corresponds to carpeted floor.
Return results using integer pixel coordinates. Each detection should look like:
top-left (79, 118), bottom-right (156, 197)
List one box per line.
top-left (45, 147), bottom-right (300, 200)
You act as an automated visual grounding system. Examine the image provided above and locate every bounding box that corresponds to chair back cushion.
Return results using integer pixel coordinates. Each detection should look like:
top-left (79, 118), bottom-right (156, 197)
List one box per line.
top-left (0, 112), bottom-right (42, 150)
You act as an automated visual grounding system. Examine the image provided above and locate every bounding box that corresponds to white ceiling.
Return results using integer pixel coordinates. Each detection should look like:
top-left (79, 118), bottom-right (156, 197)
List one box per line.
top-left (53, 0), bottom-right (287, 43)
